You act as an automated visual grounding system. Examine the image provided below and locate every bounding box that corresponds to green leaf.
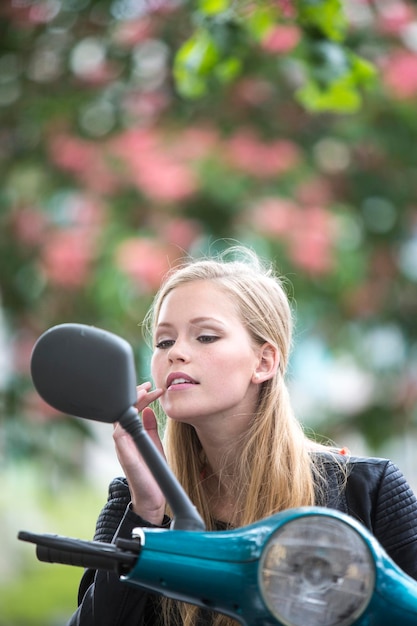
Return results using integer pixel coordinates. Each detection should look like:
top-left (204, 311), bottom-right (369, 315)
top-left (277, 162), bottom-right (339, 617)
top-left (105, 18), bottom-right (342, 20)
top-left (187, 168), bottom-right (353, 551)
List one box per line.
top-left (296, 0), bottom-right (347, 41)
top-left (172, 70), bottom-right (207, 98)
top-left (296, 76), bottom-right (362, 112)
top-left (244, 5), bottom-right (280, 42)
top-left (214, 56), bottom-right (242, 82)
top-left (174, 29), bottom-right (220, 97)
top-left (349, 53), bottom-right (377, 86)
top-left (295, 35), bottom-right (377, 112)
top-left (198, 0), bottom-right (231, 15)
top-left (175, 30), bottom-right (219, 76)
top-left (173, 24), bottom-right (244, 97)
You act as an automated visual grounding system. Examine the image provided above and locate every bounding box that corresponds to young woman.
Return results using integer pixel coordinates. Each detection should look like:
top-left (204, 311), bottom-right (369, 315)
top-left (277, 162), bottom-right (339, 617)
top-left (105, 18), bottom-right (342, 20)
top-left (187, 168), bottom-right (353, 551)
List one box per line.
top-left (68, 247), bottom-right (417, 626)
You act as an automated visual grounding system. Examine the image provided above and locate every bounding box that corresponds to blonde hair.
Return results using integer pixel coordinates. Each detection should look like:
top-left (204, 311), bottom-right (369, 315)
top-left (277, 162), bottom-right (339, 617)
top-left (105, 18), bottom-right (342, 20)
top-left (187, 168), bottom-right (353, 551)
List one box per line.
top-left (143, 247), bottom-right (323, 626)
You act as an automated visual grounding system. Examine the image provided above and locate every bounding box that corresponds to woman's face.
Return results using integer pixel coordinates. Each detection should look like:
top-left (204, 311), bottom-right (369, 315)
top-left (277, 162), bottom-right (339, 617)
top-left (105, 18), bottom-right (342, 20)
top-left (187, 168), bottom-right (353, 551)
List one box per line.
top-left (151, 280), bottom-right (262, 430)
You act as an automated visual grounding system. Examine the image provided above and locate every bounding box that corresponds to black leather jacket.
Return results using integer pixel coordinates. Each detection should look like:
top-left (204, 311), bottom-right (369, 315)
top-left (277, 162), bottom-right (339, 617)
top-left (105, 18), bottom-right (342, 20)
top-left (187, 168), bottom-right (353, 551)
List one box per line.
top-left (67, 456), bottom-right (417, 626)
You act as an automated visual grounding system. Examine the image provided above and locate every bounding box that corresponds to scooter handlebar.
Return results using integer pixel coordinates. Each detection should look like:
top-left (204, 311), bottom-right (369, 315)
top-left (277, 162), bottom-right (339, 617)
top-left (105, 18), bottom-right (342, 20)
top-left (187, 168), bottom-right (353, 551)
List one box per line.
top-left (18, 531), bottom-right (140, 574)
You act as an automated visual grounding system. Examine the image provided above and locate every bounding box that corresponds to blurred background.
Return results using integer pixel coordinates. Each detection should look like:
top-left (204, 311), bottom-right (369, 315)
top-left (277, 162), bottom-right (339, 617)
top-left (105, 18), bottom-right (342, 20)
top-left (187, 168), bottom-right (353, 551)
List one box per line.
top-left (1, 0), bottom-right (417, 623)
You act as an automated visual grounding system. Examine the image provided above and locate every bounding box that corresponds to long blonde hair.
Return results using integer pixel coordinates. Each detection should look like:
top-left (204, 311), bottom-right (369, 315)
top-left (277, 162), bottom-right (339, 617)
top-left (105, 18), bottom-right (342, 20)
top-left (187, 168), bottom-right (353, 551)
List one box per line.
top-left (143, 247), bottom-right (323, 626)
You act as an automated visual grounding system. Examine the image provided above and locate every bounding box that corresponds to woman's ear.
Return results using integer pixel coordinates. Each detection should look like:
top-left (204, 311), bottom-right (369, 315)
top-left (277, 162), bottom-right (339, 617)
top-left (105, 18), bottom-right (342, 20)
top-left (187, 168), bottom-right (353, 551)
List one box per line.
top-left (252, 343), bottom-right (280, 384)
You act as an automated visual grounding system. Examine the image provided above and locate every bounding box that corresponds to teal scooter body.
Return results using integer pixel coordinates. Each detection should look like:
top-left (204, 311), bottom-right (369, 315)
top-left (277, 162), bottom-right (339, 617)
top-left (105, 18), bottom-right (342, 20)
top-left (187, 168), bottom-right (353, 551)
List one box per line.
top-left (124, 506), bottom-right (417, 626)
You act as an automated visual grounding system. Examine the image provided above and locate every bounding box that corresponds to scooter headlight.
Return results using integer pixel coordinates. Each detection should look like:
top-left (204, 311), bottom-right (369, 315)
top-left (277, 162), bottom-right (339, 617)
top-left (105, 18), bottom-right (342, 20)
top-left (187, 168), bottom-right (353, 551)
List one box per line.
top-left (259, 514), bottom-right (374, 626)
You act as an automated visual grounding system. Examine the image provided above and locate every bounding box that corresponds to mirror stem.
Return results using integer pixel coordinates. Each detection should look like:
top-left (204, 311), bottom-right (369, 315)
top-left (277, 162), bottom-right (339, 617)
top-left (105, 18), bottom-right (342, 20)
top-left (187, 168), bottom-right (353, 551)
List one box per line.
top-left (119, 407), bottom-right (206, 531)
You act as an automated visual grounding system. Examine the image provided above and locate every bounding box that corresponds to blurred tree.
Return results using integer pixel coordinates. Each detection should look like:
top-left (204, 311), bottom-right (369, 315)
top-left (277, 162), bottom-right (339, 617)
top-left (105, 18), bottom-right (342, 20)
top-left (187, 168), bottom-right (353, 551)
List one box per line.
top-left (1, 0), bottom-right (417, 472)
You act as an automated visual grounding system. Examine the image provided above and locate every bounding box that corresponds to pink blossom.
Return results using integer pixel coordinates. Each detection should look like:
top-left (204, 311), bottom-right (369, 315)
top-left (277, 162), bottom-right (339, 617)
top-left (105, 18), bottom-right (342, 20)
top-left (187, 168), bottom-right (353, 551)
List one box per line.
top-left (39, 228), bottom-right (96, 288)
top-left (112, 18), bottom-right (155, 47)
top-left (224, 130), bottom-right (302, 178)
top-left (261, 25), bottom-right (301, 54)
top-left (289, 206), bottom-right (336, 274)
top-left (295, 177), bottom-right (333, 207)
top-left (250, 197), bottom-right (299, 235)
top-left (48, 134), bottom-right (119, 194)
top-left (114, 238), bottom-right (171, 292)
top-left (289, 231), bottom-right (333, 274)
top-left (108, 128), bottom-right (159, 183)
top-left (28, 2), bottom-right (59, 24)
top-left (121, 90), bottom-right (170, 122)
top-left (0, 4), bottom-right (36, 30)
top-left (132, 155), bottom-right (197, 202)
top-left (277, 0), bottom-right (296, 18)
top-left (168, 126), bottom-right (220, 161)
top-left (381, 51), bottom-right (417, 99)
top-left (232, 78), bottom-right (274, 107)
top-left (250, 200), bottom-right (337, 275)
top-left (109, 128), bottom-right (159, 160)
top-left (48, 134), bottom-right (96, 175)
top-left (11, 206), bottom-right (48, 246)
top-left (159, 217), bottom-right (202, 250)
top-left (377, 1), bottom-right (416, 35)
top-left (109, 129), bottom-right (198, 202)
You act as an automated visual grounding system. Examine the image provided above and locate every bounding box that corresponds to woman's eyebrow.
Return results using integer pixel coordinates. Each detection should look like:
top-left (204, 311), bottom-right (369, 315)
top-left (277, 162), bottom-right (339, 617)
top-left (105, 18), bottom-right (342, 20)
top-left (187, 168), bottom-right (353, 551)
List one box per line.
top-left (189, 316), bottom-right (225, 326)
top-left (155, 322), bottom-right (174, 329)
top-left (188, 318), bottom-right (229, 334)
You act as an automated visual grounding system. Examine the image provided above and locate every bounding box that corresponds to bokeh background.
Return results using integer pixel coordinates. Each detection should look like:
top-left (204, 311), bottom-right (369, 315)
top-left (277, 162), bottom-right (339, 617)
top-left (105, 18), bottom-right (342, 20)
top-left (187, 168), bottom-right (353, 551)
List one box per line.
top-left (1, 0), bottom-right (417, 623)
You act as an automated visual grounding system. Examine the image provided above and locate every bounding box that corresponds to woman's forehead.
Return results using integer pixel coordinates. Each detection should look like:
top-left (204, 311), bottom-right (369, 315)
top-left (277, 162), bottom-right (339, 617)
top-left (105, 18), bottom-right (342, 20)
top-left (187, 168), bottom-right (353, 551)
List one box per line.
top-left (156, 281), bottom-right (241, 324)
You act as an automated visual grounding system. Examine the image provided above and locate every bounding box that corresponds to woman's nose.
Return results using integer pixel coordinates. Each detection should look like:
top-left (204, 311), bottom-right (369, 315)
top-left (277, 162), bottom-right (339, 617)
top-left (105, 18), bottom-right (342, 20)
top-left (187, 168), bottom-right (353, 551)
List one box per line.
top-left (168, 340), bottom-right (189, 363)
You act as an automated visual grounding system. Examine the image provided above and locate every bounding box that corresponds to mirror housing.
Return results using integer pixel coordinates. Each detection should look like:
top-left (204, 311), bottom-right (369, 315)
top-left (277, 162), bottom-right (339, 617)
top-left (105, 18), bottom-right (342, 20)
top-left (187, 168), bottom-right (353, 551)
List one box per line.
top-left (31, 323), bottom-right (138, 423)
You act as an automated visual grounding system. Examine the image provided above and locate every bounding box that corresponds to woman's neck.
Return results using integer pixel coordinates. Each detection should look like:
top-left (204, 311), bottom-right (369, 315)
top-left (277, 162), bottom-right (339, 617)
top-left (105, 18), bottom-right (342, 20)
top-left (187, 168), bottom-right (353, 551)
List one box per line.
top-left (194, 412), bottom-right (251, 472)
top-left (197, 430), bottom-right (246, 525)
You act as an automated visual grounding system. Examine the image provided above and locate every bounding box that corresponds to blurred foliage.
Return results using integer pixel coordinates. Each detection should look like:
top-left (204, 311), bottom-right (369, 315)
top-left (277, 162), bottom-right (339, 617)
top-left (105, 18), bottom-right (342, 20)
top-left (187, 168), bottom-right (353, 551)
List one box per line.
top-left (1, 0), bottom-right (417, 475)
top-left (174, 0), bottom-right (377, 110)
top-left (0, 470), bottom-right (106, 625)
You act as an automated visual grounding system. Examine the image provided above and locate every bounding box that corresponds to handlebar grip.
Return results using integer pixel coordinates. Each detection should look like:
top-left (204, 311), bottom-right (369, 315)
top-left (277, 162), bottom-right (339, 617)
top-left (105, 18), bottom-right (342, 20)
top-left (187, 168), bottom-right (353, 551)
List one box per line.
top-left (36, 543), bottom-right (121, 571)
top-left (18, 531), bottom-right (139, 574)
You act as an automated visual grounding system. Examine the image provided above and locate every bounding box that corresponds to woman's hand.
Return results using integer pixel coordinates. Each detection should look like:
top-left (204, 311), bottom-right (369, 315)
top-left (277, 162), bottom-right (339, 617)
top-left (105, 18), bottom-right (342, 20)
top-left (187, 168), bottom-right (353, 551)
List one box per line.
top-left (113, 382), bottom-right (166, 525)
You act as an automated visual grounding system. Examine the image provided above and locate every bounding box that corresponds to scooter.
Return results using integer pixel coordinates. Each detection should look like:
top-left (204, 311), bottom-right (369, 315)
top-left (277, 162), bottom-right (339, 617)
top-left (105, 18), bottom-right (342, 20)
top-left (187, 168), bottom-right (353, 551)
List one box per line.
top-left (18, 324), bottom-right (417, 626)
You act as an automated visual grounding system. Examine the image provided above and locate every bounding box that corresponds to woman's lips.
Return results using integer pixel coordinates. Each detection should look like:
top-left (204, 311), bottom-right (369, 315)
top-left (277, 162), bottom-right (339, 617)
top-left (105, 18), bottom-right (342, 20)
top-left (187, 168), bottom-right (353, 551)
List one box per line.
top-left (166, 372), bottom-right (198, 389)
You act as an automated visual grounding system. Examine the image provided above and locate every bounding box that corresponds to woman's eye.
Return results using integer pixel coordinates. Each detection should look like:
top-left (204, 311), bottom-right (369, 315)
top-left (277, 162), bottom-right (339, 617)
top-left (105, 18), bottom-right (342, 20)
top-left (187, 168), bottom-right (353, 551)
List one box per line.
top-left (197, 335), bottom-right (218, 344)
top-left (155, 339), bottom-right (175, 349)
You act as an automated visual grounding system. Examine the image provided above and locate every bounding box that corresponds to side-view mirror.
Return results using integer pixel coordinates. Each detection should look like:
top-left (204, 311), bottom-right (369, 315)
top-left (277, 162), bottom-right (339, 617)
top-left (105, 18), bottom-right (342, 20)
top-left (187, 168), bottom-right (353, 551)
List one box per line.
top-left (31, 323), bottom-right (138, 423)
